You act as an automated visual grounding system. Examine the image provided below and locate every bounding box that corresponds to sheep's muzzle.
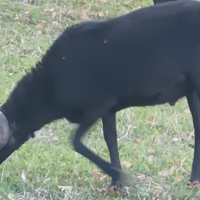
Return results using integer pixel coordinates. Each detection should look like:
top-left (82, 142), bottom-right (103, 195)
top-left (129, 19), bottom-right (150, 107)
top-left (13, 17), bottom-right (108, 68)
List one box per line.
top-left (0, 111), bottom-right (9, 149)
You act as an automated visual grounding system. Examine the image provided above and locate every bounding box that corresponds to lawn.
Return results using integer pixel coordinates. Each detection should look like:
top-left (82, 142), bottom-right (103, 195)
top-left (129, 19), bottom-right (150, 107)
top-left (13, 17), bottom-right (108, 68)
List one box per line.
top-left (0, 0), bottom-right (199, 199)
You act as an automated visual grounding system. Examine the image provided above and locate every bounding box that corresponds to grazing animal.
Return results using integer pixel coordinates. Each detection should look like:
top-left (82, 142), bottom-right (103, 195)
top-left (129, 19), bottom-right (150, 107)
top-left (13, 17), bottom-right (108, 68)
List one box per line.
top-left (0, 0), bottom-right (200, 187)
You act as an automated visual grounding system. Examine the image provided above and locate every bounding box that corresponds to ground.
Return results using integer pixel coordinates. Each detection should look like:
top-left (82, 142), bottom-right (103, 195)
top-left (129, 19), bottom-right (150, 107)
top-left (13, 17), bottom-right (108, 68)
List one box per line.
top-left (0, 0), bottom-right (199, 199)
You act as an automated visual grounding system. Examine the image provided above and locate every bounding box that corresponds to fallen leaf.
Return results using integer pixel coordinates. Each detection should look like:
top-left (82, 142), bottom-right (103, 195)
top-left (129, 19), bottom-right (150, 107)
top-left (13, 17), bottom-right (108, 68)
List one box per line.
top-left (148, 115), bottom-right (156, 121)
top-left (58, 185), bottom-right (73, 191)
top-left (173, 157), bottom-right (181, 165)
top-left (133, 155), bottom-right (138, 159)
top-left (134, 111), bottom-right (141, 115)
top-left (93, 171), bottom-right (102, 179)
top-left (134, 138), bottom-right (140, 144)
top-left (109, 187), bottom-right (117, 196)
top-left (8, 66), bottom-right (15, 71)
top-left (38, 20), bottom-right (47, 24)
top-left (25, 10), bottom-right (30, 15)
top-left (95, 3), bottom-right (99, 6)
top-left (35, 23), bottom-right (44, 30)
top-left (122, 143), bottom-right (126, 147)
top-left (66, 168), bottom-right (73, 174)
top-left (173, 138), bottom-right (179, 142)
top-left (52, 21), bottom-right (59, 25)
top-left (121, 161), bottom-right (132, 168)
top-left (124, 3), bottom-right (132, 9)
top-left (98, 12), bottom-right (104, 17)
top-left (81, 9), bottom-right (89, 20)
top-left (21, 171), bottom-right (26, 182)
top-left (137, 173), bottom-right (149, 180)
top-left (93, 171), bottom-right (106, 182)
top-left (57, 25), bottom-right (63, 30)
top-left (175, 175), bottom-right (183, 182)
top-left (185, 109), bottom-right (190, 114)
top-left (137, 173), bottom-right (145, 179)
top-left (180, 132), bottom-right (186, 139)
top-left (155, 135), bottom-right (165, 144)
top-left (28, 176), bottom-right (32, 182)
top-left (80, 1), bottom-right (86, 6)
top-left (52, 12), bottom-right (57, 19)
top-left (43, 8), bottom-right (54, 12)
top-left (148, 155), bottom-right (154, 164)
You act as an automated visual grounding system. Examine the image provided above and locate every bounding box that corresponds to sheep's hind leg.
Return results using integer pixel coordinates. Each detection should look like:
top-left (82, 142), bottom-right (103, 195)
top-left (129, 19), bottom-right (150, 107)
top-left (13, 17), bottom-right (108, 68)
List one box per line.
top-left (71, 103), bottom-right (129, 188)
top-left (72, 121), bottom-right (128, 188)
top-left (186, 91), bottom-right (200, 184)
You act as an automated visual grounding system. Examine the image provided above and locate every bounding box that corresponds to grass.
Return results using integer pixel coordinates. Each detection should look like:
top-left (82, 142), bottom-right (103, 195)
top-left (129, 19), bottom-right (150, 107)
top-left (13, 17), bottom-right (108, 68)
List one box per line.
top-left (0, 0), bottom-right (199, 199)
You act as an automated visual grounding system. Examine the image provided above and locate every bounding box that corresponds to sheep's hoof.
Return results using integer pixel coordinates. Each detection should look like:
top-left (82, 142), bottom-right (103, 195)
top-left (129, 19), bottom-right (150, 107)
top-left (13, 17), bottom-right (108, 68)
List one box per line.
top-left (109, 171), bottom-right (131, 190)
top-left (108, 182), bottom-right (121, 191)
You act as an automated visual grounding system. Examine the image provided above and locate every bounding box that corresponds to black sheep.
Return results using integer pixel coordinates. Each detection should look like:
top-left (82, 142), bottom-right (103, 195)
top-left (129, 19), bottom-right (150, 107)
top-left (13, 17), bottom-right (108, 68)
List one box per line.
top-left (0, 0), bottom-right (200, 187)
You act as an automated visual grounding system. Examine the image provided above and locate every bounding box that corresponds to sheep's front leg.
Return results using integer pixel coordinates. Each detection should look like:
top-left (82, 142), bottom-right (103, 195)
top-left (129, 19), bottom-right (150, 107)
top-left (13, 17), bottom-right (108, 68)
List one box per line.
top-left (102, 113), bottom-right (121, 187)
top-left (187, 91), bottom-right (200, 183)
top-left (72, 120), bottom-right (126, 187)
top-left (72, 102), bottom-right (129, 189)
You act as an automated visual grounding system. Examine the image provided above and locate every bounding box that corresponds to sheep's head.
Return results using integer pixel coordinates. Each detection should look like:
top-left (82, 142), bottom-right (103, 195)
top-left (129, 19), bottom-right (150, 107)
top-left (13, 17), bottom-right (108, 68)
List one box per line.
top-left (0, 111), bottom-right (9, 150)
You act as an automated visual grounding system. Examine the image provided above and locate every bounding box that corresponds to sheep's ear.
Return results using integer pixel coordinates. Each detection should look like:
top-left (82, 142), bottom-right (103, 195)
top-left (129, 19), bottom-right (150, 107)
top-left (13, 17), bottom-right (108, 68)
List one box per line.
top-left (0, 111), bottom-right (9, 149)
